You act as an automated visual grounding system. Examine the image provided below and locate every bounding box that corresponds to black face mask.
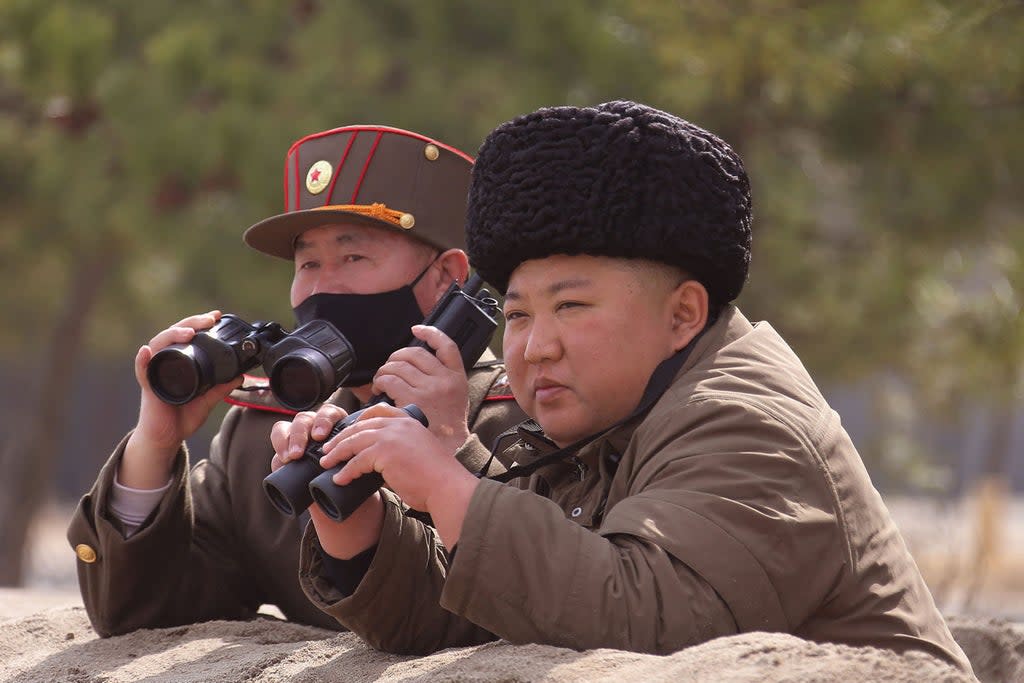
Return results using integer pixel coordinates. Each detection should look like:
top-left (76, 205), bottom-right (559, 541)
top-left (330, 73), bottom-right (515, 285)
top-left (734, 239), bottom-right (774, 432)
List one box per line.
top-left (293, 262), bottom-right (433, 387)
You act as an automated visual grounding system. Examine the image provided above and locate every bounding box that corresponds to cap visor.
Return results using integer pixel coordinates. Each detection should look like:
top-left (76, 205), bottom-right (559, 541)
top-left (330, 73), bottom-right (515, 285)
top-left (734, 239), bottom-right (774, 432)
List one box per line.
top-left (243, 209), bottom-right (403, 260)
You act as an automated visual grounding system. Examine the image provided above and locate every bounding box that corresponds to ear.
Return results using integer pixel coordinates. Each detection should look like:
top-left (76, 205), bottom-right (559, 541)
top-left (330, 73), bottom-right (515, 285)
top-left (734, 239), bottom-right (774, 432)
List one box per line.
top-left (424, 248), bottom-right (470, 302)
top-left (668, 280), bottom-right (709, 352)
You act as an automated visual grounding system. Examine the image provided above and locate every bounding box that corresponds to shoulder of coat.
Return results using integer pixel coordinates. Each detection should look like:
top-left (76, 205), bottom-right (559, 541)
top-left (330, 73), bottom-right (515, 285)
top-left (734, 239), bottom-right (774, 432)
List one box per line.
top-left (483, 370), bottom-right (515, 402)
top-left (223, 374), bottom-right (298, 417)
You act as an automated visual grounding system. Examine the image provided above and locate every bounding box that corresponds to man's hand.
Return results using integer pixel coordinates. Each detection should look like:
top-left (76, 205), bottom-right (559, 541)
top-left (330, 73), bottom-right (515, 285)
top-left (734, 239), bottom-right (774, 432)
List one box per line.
top-left (371, 325), bottom-right (472, 455)
top-left (317, 403), bottom-right (478, 549)
top-left (121, 311), bottom-right (242, 489)
top-left (270, 403), bottom-right (385, 559)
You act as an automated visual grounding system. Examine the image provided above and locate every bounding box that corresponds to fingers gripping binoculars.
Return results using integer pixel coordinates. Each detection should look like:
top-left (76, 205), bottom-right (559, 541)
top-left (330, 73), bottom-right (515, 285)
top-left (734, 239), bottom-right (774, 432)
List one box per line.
top-left (262, 275), bottom-right (500, 521)
top-left (146, 316), bottom-right (354, 412)
top-left (264, 403), bottom-right (428, 521)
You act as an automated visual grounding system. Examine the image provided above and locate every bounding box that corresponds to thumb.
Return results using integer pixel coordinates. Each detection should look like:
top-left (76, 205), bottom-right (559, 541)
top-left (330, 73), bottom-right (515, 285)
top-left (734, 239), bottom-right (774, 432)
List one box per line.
top-left (135, 345), bottom-right (154, 389)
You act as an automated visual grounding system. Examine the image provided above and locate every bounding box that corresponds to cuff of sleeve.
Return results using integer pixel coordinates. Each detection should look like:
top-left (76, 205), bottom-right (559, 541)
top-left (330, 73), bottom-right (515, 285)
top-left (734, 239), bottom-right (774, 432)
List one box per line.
top-left (67, 430), bottom-right (190, 566)
top-left (299, 489), bottom-right (410, 620)
top-left (318, 541), bottom-right (376, 597)
top-left (109, 475), bottom-right (173, 534)
top-left (99, 432), bottom-right (188, 538)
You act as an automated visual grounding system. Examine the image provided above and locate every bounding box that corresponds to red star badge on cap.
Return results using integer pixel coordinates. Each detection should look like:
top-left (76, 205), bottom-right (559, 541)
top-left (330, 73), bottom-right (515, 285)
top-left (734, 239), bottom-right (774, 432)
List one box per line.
top-left (306, 160), bottom-right (333, 195)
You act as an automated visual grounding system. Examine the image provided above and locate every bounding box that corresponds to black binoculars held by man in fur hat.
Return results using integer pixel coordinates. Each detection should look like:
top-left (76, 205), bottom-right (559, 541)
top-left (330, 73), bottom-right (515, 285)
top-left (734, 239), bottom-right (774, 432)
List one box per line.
top-left (287, 101), bottom-right (972, 677)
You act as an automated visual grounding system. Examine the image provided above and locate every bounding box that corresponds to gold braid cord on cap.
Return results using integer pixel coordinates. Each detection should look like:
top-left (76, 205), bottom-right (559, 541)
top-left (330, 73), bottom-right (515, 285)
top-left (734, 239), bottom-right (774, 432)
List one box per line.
top-left (313, 203), bottom-right (415, 229)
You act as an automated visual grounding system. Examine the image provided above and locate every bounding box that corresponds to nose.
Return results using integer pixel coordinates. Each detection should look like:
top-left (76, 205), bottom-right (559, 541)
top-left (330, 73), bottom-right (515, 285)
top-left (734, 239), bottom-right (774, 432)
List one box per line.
top-left (522, 316), bottom-right (562, 364)
top-left (310, 263), bottom-right (353, 297)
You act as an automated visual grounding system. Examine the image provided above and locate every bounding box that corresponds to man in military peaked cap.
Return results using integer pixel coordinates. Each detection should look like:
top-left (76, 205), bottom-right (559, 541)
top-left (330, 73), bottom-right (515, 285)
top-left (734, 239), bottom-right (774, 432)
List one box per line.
top-left (67, 125), bottom-right (525, 637)
top-left (279, 101), bottom-right (972, 677)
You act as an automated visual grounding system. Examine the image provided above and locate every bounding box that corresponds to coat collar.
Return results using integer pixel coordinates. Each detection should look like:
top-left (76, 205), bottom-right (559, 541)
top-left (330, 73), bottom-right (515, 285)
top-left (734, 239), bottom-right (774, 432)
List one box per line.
top-left (678, 304), bottom-right (753, 379)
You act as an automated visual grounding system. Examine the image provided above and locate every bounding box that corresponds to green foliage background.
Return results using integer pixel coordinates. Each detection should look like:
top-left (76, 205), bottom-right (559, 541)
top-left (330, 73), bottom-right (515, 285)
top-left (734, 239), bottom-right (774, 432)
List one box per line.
top-left (1, 0), bottom-right (1022, 494)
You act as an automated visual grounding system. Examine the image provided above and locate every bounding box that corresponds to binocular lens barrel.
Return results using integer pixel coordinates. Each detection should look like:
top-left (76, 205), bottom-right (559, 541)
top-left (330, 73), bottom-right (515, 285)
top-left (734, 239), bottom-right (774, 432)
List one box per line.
top-left (310, 470), bottom-right (386, 522)
top-left (269, 349), bottom-right (338, 412)
top-left (263, 455), bottom-right (325, 516)
top-left (146, 314), bottom-right (272, 406)
top-left (307, 405), bottom-right (428, 521)
top-left (262, 407), bottom-right (364, 518)
top-left (262, 404), bottom-right (427, 519)
top-left (147, 346), bottom-right (208, 404)
top-left (263, 319), bottom-right (355, 412)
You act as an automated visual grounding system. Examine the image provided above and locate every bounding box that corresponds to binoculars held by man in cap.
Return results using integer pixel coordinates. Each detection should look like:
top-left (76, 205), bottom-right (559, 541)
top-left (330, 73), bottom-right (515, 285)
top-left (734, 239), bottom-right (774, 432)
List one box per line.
top-left (147, 315), bottom-right (354, 413)
top-left (262, 275), bottom-right (500, 521)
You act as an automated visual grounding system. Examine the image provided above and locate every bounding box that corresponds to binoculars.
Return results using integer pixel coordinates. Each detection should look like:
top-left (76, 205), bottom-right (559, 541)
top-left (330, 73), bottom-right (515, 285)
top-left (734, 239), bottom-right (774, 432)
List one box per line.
top-left (262, 275), bottom-right (500, 521)
top-left (146, 315), bottom-right (354, 412)
top-left (264, 403), bottom-right (428, 521)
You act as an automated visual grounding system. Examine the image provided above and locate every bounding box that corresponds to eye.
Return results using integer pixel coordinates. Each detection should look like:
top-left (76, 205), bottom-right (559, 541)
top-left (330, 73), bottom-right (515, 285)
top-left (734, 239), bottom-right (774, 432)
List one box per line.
top-left (342, 254), bottom-right (365, 263)
top-left (297, 260), bottom-right (319, 271)
top-left (556, 300), bottom-right (585, 311)
top-left (503, 309), bottom-right (526, 322)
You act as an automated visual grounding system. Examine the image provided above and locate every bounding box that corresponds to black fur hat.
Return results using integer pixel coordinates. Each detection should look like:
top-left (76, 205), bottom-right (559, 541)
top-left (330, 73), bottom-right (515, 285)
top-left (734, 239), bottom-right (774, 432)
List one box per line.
top-left (466, 100), bottom-right (752, 308)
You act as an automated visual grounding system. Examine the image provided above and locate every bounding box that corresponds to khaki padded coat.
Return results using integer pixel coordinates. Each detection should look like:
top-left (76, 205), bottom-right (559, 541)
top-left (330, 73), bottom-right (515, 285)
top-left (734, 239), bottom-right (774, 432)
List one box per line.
top-left (298, 307), bottom-right (971, 676)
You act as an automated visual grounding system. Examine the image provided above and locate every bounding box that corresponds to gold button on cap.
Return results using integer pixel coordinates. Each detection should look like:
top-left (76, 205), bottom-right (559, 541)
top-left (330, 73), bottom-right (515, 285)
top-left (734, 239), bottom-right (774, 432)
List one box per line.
top-left (424, 144), bottom-right (440, 161)
top-left (399, 213), bottom-right (415, 229)
top-left (306, 159), bottom-right (333, 195)
top-left (75, 544), bottom-right (97, 564)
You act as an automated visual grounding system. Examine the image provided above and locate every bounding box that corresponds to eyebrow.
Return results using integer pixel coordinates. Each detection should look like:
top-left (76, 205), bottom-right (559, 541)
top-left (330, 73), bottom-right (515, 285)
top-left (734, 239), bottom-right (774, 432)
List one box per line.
top-left (504, 277), bottom-right (593, 302)
top-left (293, 231), bottom-right (369, 255)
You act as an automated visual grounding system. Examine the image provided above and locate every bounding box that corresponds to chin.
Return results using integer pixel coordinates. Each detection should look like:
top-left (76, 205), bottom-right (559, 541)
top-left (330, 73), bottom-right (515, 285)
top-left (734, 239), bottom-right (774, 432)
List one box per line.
top-left (536, 423), bottom-right (583, 448)
top-left (535, 408), bottom-right (591, 447)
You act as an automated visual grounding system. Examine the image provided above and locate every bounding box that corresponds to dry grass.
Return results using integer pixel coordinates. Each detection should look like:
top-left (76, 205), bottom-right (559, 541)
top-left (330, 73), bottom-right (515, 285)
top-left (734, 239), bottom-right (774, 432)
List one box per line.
top-left (888, 492), bottom-right (1024, 620)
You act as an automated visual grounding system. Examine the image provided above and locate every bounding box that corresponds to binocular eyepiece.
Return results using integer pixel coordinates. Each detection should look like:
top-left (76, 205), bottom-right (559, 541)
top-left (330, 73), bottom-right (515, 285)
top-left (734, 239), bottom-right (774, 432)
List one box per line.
top-left (146, 314), bottom-right (355, 412)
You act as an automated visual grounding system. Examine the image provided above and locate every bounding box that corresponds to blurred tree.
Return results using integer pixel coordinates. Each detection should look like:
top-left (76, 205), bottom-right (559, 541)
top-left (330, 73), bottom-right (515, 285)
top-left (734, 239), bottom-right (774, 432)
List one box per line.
top-left (622, 0), bottom-right (1023, 485)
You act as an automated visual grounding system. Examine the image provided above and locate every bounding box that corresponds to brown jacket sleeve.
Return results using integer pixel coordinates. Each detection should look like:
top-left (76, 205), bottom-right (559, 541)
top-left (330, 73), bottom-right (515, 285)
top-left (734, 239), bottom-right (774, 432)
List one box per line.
top-left (299, 489), bottom-right (498, 654)
top-left (444, 478), bottom-right (738, 654)
top-left (66, 408), bottom-right (261, 636)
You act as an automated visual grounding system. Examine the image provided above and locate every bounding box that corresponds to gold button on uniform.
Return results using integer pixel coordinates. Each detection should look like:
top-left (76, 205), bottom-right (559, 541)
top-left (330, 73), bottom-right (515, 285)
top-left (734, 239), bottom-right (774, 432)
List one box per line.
top-left (399, 213), bottom-right (415, 229)
top-left (75, 544), bottom-right (97, 564)
top-left (424, 144), bottom-right (440, 161)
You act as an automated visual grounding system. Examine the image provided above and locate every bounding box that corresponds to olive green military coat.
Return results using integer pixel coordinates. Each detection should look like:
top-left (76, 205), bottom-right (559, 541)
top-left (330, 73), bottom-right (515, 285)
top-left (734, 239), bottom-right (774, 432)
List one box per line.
top-left (67, 361), bottom-right (524, 637)
top-left (298, 307), bottom-right (971, 676)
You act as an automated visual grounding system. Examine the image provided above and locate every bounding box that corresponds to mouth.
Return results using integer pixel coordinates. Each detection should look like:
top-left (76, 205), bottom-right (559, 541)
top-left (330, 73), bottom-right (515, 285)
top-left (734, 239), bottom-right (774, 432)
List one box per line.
top-left (533, 380), bottom-right (568, 403)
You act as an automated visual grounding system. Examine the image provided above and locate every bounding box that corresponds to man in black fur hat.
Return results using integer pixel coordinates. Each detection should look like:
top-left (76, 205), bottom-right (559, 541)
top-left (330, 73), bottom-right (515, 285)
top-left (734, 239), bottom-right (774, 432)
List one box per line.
top-left (278, 101), bottom-right (972, 675)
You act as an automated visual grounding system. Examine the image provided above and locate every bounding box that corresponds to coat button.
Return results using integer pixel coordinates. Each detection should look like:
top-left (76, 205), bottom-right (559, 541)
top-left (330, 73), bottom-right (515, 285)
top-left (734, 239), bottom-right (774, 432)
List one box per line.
top-left (424, 144), bottom-right (440, 161)
top-left (571, 507), bottom-right (582, 518)
top-left (75, 544), bottom-right (97, 563)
